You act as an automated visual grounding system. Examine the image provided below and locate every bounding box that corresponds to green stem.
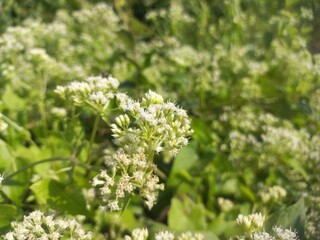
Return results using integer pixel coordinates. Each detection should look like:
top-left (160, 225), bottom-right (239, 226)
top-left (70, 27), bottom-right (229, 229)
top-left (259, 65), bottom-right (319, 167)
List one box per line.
top-left (0, 189), bottom-right (11, 203)
top-left (2, 156), bottom-right (100, 185)
top-left (87, 115), bottom-right (100, 163)
top-left (155, 168), bottom-right (167, 180)
top-left (0, 113), bottom-right (36, 146)
top-left (120, 196), bottom-right (132, 217)
top-left (2, 157), bottom-right (69, 184)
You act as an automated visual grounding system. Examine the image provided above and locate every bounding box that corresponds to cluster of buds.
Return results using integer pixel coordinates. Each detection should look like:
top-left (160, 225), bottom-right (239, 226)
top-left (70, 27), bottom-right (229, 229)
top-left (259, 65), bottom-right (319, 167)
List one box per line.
top-left (115, 90), bottom-right (193, 156)
top-left (236, 213), bottom-right (298, 240)
top-left (251, 226), bottom-right (298, 240)
top-left (93, 88), bottom-right (192, 211)
top-left (237, 213), bottom-right (265, 232)
top-left (217, 197), bottom-right (234, 212)
top-left (3, 210), bottom-right (92, 240)
top-left (55, 75), bottom-right (119, 113)
top-left (56, 75), bottom-right (192, 211)
top-left (259, 185), bottom-right (287, 204)
top-left (124, 228), bottom-right (203, 240)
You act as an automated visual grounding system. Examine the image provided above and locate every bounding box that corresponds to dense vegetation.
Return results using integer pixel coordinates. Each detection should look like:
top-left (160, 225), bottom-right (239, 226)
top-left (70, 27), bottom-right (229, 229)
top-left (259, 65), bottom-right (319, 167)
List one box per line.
top-left (0, 0), bottom-right (319, 239)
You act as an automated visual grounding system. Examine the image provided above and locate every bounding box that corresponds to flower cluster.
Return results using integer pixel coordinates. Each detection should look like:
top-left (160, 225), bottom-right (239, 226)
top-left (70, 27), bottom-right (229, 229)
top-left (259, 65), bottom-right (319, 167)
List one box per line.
top-left (92, 87), bottom-right (192, 211)
top-left (272, 226), bottom-right (298, 240)
top-left (124, 228), bottom-right (148, 240)
top-left (2, 210), bottom-right (92, 240)
top-left (115, 90), bottom-right (192, 155)
top-left (251, 226), bottom-right (298, 240)
top-left (124, 228), bottom-right (203, 240)
top-left (236, 213), bottom-right (265, 231)
top-left (259, 185), bottom-right (287, 204)
top-left (217, 197), bottom-right (234, 212)
top-left (55, 75), bottom-right (119, 112)
top-left (236, 213), bottom-right (298, 240)
top-left (216, 106), bottom-right (319, 174)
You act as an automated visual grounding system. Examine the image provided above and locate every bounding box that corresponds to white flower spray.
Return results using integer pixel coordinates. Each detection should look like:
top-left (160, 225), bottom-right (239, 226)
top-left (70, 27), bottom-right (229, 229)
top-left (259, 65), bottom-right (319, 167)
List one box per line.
top-left (2, 210), bottom-right (92, 240)
top-left (125, 228), bottom-right (204, 240)
top-left (56, 75), bottom-right (193, 211)
top-left (236, 212), bottom-right (299, 240)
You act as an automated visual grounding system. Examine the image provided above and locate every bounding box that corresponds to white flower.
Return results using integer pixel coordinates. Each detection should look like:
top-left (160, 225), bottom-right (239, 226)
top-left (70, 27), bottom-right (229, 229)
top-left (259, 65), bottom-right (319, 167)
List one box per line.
top-left (155, 231), bottom-right (175, 240)
top-left (2, 211), bottom-right (92, 240)
top-left (0, 174), bottom-right (4, 185)
top-left (131, 228), bottom-right (149, 240)
top-left (273, 226), bottom-right (298, 240)
top-left (237, 213), bottom-right (265, 230)
top-left (178, 231), bottom-right (204, 240)
top-left (91, 83), bottom-right (192, 211)
top-left (107, 200), bottom-right (120, 211)
top-left (55, 75), bottom-right (119, 110)
top-left (50, 107), bottom-right (67, 118)
top-left (0, 120), bottom-right (8, 132)
top-left (253, 232), bottom-right (276, 240)
top-left (217, 197), bottom-right (234, 212)
top-left (259, 185), bottom-right (287, 203)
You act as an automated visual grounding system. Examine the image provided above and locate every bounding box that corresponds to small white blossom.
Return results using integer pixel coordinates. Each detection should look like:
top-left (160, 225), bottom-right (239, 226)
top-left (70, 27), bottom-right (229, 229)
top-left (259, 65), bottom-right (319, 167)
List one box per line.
top-left (259, 185), bottom-right (287, 203)
top-left (178, 231), bottom-right (204, 240)
top-left (55, 75), bottom-right (119, 111)
top-left (217, 197), bottom-right (234, 212)
top-left (273, 226), bottom-right (298, 240)
top-left (253, 232), bottom-right (276, 240)
top-left (0, 120), bottom-right (8, 132)
top-left (155, 231), bottom-right (174, 240)
top-left (0, 174), bottom-right (4, 186)
top-left (237, 213), bottom-right (265, 230)
top-left (2, 211), bottom-right (92, 240)
top-left (125, 228), bottom-right (149, 240)
top-left (107, 200), bottom-right (120, 211)
top-left (50, 107), bottom-right (67, 118)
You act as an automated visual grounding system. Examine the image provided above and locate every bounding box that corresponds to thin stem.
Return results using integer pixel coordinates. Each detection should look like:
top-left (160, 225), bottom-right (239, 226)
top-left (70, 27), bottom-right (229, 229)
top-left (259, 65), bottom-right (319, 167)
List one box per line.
top-left (0, 189), bottom-right (11, 202)
top-left (40, 70), bottom-right (48, 135)
top-left (155, 168), bottom-right (167, 180)
top-left (120, 196), bottom-right (132, 217)
top-left (0, 113), bottom-right (36, 146)
top-left (2, 157), bottom-right (69, 184)
top-left (87, 115), bottom-right (100, 163)
top-left (2, 156), bottom-right (100, 185)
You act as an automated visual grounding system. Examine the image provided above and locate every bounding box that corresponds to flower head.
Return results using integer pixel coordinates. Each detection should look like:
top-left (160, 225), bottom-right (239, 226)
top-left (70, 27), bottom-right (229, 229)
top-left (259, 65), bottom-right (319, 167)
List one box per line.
top-left (237, 212), bottom-right (265, 231)
top-left (2, 211), bottom-right (92, 240)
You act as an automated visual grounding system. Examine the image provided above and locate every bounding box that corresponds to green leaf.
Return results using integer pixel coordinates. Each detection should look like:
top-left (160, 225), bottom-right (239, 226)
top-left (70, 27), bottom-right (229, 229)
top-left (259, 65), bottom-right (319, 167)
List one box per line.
top-left (191, 119), bottom-right (212, 144)
top-left (167, 142), bottom-right (198, 188)
top-left (168, 197), bottom-right (207, 231)
top-left (119, 208), bottom-right (141, 231)
top-left (2, 157), bottom-right (30, 205)
top-left (0, 140), bottom-right (31, 205)
top-left (117, 29), bottom-right (135, 51)
top-left (266, 198), bottom-right (305, 239)
top-left (239, 184), bottom-right (256, 202)
top-left (287, 159), bottom-right (309, 180)
top-left (0, 204), bottom-right (17, 219)
top-left (171, 141), bottom-right (198, 174)
top-left (127, 17), bottom-right (153, 38)
top-left (0, 139), bottom-right (16, 171)
top-left (0, 204), bottom-right (18, 235)
top-left (30, 179), bottom-right (50, 205)
top-left (2, 85), bottom-right (25, 111)
top-left (208, 214), bottom-right (242, 238)
top-left (47, 180), bottom-right (91, 217)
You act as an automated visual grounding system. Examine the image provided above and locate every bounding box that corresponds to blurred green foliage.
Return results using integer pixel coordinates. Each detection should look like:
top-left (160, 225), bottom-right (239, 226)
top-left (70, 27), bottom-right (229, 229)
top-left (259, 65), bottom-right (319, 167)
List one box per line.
top-left (0, 0), bottom-right (320, 239)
